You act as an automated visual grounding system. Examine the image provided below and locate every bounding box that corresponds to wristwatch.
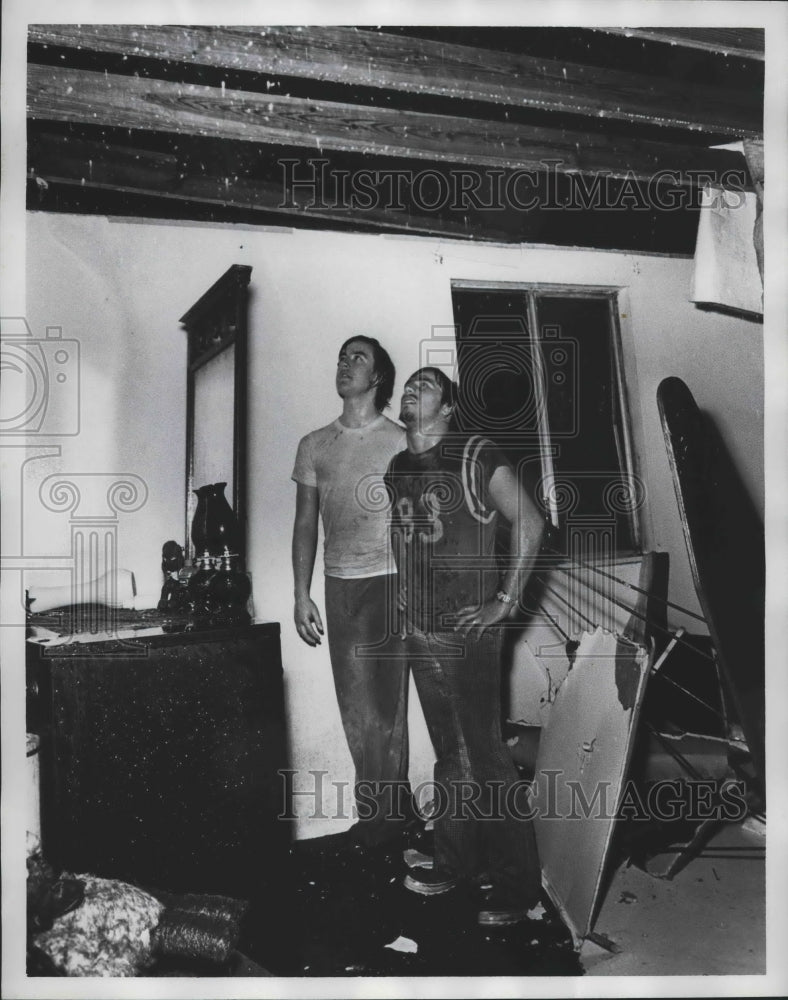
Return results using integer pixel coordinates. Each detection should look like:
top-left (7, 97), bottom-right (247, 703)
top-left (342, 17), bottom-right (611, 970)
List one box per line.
top-left (496, 590), bottom-right (514, 604)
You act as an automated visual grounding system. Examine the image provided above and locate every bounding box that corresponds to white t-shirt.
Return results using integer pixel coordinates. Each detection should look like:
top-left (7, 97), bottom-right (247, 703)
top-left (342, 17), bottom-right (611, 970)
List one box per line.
top-left (292, 414), bottom-right (406, 578)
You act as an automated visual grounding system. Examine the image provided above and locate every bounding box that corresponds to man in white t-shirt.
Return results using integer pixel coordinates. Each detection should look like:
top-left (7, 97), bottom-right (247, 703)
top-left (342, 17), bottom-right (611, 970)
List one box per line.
top-left (291, 336), bottom-right (412, 848)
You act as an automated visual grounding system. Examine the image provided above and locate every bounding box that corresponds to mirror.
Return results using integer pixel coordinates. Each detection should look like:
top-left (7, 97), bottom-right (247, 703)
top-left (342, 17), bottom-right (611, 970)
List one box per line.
top-left (180, 264), bottom-right (252, 567)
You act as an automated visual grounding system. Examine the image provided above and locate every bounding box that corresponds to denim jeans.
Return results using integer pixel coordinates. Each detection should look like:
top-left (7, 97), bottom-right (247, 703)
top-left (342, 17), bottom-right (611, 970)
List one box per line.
top-left (405, 627), bottom-right (541, 904)
top-left (325, 575), bottom-right (412, 845)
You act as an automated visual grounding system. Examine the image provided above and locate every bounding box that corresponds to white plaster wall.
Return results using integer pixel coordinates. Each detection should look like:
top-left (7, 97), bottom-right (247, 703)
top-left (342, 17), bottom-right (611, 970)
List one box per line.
top-left (24, 212), bottom-right (764, 838)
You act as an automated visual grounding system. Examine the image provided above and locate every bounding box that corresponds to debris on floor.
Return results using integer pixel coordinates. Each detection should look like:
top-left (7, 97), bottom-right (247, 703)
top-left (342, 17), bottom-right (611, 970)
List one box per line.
top-left (385, 935), bottom-right (418, 954)
top-left (579, 936), bottom-right (616, 971)
top-left (403, 849), bottom-right (433, 869)
top-left (584, 931), bottom-right (622, 954)
top-left (581, 819), bottom-right (764, 977)
top-left (236, 827), bottom-right (580, 977)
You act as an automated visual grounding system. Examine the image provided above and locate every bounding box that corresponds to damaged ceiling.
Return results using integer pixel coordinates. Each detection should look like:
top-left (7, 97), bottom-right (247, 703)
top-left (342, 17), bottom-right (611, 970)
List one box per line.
top-left (26, 25), bottom-right (764, 252)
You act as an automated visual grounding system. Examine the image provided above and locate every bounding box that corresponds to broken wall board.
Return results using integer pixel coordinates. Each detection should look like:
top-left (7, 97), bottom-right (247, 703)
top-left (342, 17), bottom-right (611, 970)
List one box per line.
top-left (532, 626), bottom-right (652, 947)
top-left (509, 552), bottom-right (664, 729)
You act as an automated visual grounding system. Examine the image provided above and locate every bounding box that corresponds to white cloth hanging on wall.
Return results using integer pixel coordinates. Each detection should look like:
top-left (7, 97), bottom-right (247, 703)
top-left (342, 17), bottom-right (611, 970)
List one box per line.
top-left (690, 184), bottom-right (763, 315)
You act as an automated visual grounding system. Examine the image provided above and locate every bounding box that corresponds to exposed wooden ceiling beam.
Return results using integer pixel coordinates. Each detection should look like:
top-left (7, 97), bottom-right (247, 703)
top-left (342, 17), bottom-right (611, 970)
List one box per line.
top-left (29, 134), bottom-right (180, 189)
top-left (27, 24), bottom-right (761, 137)
top-left (28, 65), bottom-right (748, 184)
top-left (30, 173), bottom-right (497, 241)
top-left (596, 27), bottom-right (765, 61)
top-left (27, 131), bottom-right (517, 241)
top-left (28, 129), bottom-right (704, 252)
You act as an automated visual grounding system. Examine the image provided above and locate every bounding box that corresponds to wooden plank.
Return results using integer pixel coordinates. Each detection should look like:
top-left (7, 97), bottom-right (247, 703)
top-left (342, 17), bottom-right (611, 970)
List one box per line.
top-left (28, 172), bottom-right (704, 253)
top-left (27, 24), bottom-right (762, 137)
top-left (29, 132), bottom-right (179, 189)
top-left (27, 131), bottom-right (701, 251)
top-left (29, 173), bottom-right (522, 243)
top-left (657, 376), bottom-right (765, 794)
top-left (596, 27), bottom-right (765, 61)
top-left (28, 141), bottom-right (510, 242)
top-left (27, 65), bottom-right (749, 183)
top-left (28, 130), bottom-right (493, 237)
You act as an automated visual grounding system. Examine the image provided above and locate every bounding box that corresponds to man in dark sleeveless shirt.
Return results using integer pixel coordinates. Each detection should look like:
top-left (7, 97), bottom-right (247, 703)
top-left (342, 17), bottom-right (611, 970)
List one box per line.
top-left (385, 367), bottom-right (544, 925)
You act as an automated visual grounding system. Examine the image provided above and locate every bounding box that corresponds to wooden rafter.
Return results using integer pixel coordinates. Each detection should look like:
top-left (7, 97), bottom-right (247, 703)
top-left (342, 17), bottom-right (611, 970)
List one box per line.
top-left (27, 132), bottom-right (513, 241)
top-left (27, 65), bottom-right (749, 184)
top-left (29, 173), bottom-right (512, 242)
top-left (596, 27), bottom-right (765, 61)
top-left (29, 128), bottom-right (710, 255)
top-left (27, 24), bottom-right (762, 137)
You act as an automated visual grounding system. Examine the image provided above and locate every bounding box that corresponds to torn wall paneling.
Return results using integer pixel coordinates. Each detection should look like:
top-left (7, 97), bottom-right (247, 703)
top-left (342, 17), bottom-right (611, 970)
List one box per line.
top-left (532, 627), bottom-right (654, 946)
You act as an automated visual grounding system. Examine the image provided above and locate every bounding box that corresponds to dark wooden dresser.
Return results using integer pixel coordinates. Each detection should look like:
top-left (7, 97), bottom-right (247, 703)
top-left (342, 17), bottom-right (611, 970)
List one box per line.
top-left (27, 620), bottom-right (288, 896)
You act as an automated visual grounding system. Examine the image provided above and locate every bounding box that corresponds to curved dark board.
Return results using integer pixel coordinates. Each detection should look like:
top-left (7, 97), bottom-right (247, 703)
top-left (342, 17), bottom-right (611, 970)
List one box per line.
top-left (657, 376), bottom-right (765, 792)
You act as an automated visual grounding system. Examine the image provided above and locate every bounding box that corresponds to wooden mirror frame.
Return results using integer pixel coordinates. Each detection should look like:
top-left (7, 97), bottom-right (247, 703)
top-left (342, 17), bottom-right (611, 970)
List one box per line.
top-left (180, 264), bottom-right (252, 568)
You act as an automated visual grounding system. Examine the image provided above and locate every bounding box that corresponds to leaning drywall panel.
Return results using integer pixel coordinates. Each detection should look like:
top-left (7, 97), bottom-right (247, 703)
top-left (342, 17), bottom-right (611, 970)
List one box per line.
top-left (533, 626), bottom-right (652, 946)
